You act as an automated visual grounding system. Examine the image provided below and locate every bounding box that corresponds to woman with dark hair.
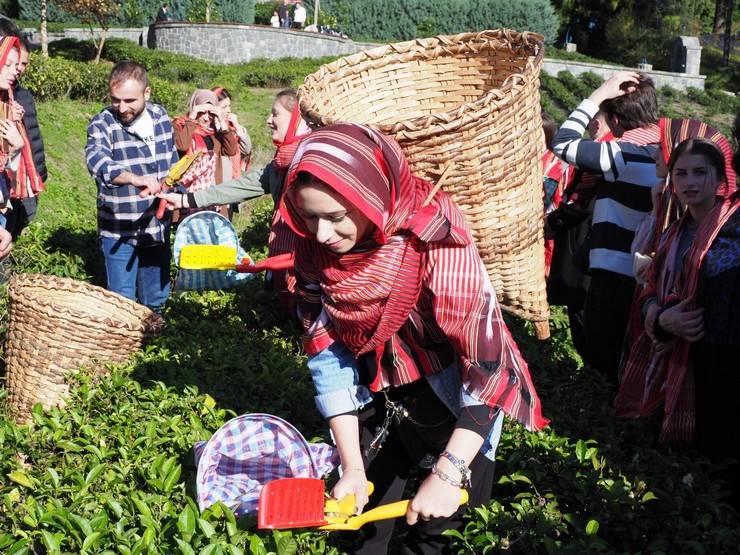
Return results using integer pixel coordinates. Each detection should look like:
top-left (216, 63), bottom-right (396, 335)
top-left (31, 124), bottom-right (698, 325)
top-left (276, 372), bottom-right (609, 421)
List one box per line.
top-left (617, 138), bottom-right (739, 500)
top-left (277, 123), bottom-right (548, 553)
top-left (211, 87), bottom-right (252, 181)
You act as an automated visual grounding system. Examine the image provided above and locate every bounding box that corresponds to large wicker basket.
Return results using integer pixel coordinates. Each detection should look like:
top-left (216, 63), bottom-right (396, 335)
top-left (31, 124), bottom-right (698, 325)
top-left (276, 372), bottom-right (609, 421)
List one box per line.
top-left (3, 274), bottom-right (164, 420)
top-left (299, 29), bottom-right (550, 338)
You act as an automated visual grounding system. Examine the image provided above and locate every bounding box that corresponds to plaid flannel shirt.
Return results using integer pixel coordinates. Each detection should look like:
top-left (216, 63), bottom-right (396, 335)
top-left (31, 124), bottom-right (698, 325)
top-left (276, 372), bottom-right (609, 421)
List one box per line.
top-left (86, 102), bottom-right (178, 245)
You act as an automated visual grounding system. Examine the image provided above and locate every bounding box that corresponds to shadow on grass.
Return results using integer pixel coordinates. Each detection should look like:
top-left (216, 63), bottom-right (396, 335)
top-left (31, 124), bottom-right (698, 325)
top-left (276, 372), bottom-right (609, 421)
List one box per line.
top-left (45, 227), bottom-right (106, 286)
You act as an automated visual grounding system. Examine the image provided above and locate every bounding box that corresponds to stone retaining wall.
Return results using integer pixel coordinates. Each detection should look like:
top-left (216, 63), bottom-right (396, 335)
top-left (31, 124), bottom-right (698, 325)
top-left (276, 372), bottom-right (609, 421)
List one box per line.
top-left (150, 22), bottom-right (376, 62)
top-left (543, 58), bottom-right (706, 91)
top-left (23, 24), bottom-right (707, 91)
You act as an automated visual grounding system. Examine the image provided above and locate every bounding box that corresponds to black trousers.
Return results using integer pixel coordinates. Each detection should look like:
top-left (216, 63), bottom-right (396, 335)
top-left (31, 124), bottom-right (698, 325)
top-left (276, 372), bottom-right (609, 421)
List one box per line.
top-left (341, 381), bottom-right (496, 555)
top-left (582, 269), bottom-right (636, 387)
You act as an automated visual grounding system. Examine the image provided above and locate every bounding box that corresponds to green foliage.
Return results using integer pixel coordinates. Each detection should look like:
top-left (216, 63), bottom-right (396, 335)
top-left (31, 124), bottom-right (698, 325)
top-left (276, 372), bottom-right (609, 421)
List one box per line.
top-left (254, 0), bottom-right (276, 25)
top-left (17, 0), bottom-right (255, 25)
top-left (48, 38), bottom-right (335, 90)
top-left (2, 45), bottom-right (740, 555)
top-left (319, 0), bottom-right (560, 44)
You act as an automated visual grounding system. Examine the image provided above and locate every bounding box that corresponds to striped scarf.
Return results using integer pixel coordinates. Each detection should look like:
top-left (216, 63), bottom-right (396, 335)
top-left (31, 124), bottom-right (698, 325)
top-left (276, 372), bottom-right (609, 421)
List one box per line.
top-left (616, 191), bottom-right (739, 442)
top-left (279, 123), bottom-right (548, 432)
top-left (266, 104), bottom-right (311, 299)
top-left (0, 36), bottom-right (44, 202)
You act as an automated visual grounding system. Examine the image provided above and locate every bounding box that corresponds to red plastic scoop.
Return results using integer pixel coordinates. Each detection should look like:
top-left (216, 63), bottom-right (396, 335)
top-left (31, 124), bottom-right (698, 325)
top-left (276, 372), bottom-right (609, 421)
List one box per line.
top-left (257, 478), bottom-right (327, 529)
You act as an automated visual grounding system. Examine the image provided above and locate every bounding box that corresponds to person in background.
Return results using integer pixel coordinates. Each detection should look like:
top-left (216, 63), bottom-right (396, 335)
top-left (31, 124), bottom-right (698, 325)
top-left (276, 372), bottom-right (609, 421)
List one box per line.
top-left (211, 87), bottom-right (252, 181)
top-left (159, 89), bottom-right (311, 310)
top-left (540, 111), bottom-right (575, 276)
top-left (0, 20), bottom-right (47, 239)
top-left (85, 61), bottom-right (177, 312)
top-left (552, 71), bottom-right (660, 388)
top-left (0, 35), bottom-right (42, 253)
top-left (278, 0), bottom-right (291, 28)
top-left (292, 0), bottom-right (307, 29)
top-left (616, 138), bottom-right (738, 503)
top-left (172, 89), bottom-right (239, 219)
top-left (278, 123), bottom-right (548, 553)
top-left (156, 3), bottom-right (173, 22)
top-left (546, 109), bottom-right (615, 363)
top-left (270, 10), bottom-right (280, 28)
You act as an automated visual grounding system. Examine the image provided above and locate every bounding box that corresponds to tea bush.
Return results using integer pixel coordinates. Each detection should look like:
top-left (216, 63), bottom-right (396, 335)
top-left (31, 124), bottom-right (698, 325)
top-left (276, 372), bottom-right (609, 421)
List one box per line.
top-left (2, 54), bottom-right (740, 554)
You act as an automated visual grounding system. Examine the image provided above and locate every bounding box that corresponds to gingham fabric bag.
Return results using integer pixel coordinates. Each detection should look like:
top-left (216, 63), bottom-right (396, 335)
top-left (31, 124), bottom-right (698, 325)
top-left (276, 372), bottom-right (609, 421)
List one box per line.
top-left (194, 413), bottom-right (338, 515)
top-left (173, 211), bottom-right (255, 291)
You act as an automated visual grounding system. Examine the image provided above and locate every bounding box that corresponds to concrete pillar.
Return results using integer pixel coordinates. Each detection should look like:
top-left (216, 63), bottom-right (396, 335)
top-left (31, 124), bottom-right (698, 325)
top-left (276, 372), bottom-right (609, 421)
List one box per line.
top-left (670, 36), bottom-right (702, 75)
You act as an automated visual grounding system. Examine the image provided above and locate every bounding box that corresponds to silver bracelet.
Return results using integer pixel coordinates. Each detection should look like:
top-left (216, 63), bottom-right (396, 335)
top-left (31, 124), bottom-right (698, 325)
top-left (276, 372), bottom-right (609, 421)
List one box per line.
top-left (440, 450), bottom-right (472, 488)
top-left (431, 463), bottom-right (464, 489)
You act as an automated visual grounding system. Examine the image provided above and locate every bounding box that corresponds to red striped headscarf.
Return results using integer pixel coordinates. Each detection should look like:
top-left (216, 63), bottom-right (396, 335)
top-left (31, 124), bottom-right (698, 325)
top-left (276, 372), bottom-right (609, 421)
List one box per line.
top-left (266, 102), bottom-right (312, 302)
top-left (647, 119), bottom-right (736, 252)
top-left (0, 36), bottom-right (44, 201)
top-left (279, 123), bottom-right (548, 432)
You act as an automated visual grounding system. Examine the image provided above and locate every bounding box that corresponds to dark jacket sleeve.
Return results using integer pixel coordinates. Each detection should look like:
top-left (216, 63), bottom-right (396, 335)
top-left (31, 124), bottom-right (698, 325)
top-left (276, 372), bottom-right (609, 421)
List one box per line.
top-left (15, 86), bottom-right (48, 182)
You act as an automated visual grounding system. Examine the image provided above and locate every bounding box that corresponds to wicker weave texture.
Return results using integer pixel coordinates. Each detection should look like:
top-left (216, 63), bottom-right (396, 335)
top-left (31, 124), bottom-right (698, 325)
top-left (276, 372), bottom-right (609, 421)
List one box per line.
top-left (299, 29), bottom-right (550, 338)
top-left (4, 274), bottom-right (164, 419)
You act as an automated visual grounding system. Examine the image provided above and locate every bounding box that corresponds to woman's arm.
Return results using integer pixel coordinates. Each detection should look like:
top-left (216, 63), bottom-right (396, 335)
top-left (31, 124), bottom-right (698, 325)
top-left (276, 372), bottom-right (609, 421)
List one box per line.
top-left (174, 120), bottom-right (195, 154)
top-left (219, 129), bottom-right (239, 157)
top-left (327, 414), bottom-right (370, 513)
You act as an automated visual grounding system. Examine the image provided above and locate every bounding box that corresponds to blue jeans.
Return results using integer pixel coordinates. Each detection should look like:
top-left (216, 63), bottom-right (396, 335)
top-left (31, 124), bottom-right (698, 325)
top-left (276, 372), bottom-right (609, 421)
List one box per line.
top-left (100, 236), bottom-right (171, 312)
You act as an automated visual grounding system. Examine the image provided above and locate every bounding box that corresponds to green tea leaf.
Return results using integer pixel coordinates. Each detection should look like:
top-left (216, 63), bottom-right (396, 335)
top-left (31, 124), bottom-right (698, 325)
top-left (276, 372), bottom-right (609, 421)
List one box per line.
top-left (85, 463), bottom-right (106, 486)
top-left (175, 538), bottom-right (196, 555)
top-left (585, 519), bottom-right (599, 536)
top-left (8, 471), bottom-right (35, 489)
top-left (40, 530), bottom-right (60, 554)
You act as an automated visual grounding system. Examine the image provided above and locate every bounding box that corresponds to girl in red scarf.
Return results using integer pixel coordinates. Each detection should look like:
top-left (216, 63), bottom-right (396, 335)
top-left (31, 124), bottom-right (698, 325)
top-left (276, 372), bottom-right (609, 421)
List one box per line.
top-left (0, 36), bottom-right (43, 223)
top-left (0, 36), bottom-right (38, 261)
top-left (279, 123), bottom-right (548, 553)
top-left (616, 139), bottom-right (738, 450)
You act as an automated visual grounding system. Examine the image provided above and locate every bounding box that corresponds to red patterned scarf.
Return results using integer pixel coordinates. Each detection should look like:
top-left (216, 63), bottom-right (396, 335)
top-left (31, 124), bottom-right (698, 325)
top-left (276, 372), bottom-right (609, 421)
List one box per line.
top-left (0, 36), bottom-right (44, 201)
top-left (617, 191), bottom-right (739, 442)
top-left (266, 104), bottom-right (311, 299)
top-left (279, 123), bottom-right (548, 431)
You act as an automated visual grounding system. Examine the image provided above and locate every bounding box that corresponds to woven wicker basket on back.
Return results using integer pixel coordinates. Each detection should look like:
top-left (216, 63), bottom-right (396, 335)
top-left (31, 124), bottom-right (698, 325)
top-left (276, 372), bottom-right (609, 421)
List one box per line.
top-left (3, 274), bottom-right (164, 420)
top-left (299, 29), bottom-right (550, 338)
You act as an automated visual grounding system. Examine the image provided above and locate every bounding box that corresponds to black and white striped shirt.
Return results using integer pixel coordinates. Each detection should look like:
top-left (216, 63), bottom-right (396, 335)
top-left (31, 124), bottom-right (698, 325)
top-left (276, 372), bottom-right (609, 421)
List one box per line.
top-left (552, 99), bottom-right (658, 277)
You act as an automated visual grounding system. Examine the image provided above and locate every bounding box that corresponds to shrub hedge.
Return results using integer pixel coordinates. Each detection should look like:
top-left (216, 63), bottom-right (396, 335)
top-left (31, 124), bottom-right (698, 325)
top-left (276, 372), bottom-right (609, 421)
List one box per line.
top-left (316, 0), bottom-right (559, 44)
top-left (18, 0), bottom-right (256, 26)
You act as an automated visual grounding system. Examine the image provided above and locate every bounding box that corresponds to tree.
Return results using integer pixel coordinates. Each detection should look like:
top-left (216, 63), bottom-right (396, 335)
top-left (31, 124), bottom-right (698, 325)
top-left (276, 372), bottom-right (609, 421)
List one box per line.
top-left (55, 0), bottom-right (118, 64)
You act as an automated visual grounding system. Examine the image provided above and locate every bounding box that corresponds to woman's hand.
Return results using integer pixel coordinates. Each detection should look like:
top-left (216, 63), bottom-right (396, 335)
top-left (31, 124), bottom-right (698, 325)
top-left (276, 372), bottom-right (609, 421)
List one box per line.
top-left (10, 101), bottom-right (25, 122)
top-left (658, 298), bottom-right (704, 342)
top-left (0, 120), bottom-right (24, 151)
top-left (156, 192), bottom-right (186, 210)
top-left (331, 468), bottom-right (369, 515)
top-left (0, 226), bottom-right (12, 260)
top-left (644, 301), bottom-right (660, 341)
top-left (406, 465), bottom-right (463, 525)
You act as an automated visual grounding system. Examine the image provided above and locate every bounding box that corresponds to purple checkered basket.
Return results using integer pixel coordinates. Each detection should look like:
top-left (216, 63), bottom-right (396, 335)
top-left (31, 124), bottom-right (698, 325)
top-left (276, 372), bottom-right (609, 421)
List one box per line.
top-left (194, 413), bottom-right (338, 515)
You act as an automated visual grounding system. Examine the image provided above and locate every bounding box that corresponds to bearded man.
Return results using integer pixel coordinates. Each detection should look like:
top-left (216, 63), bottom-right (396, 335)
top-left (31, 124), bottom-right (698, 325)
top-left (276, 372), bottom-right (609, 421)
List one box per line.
top-left (85, 61), bottom-right (178, 311)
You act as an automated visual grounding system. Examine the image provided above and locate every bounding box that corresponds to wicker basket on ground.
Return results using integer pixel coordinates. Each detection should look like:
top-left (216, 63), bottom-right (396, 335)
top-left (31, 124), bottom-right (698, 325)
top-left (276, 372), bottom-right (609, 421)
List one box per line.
top-left (299, 29), bottom-right (550, 339)
top-left (3, 274), bottom-right (164, 420)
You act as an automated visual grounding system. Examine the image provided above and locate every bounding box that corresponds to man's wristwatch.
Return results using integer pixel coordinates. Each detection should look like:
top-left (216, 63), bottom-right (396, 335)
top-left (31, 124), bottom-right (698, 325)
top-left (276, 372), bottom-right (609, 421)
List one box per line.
top-left (439, 450), bottom-right (472, 488)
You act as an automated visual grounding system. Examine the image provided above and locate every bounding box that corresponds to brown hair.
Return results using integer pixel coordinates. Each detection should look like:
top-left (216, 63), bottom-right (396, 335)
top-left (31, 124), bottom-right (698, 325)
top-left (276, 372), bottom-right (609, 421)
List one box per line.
top-left (211, 87), bottom-right (231, 101)
top-left (668, 138), bottom-right (727, 184)
top-left (541, 110), bottom-right (557, 150)
top-left (276, 88), bottom-right (298, 111)
top-left (600, 74), bottom-right (658, 131)
top-left (109, 61), bottom-right (148, 89)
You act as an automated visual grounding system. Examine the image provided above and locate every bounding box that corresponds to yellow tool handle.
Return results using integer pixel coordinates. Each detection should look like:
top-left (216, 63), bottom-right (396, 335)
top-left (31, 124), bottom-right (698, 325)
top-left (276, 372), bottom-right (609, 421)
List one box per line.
top-left (324, 482), bottom-right (375, 517)
top-left (321, 489), bottom-right (468, 531)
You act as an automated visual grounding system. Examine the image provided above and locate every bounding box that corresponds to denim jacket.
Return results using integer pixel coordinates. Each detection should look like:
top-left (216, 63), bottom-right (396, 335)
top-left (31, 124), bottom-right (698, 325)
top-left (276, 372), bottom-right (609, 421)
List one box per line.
top-left (307, 340), bottom-right (503, 461)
